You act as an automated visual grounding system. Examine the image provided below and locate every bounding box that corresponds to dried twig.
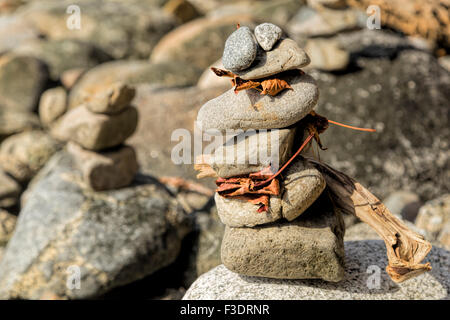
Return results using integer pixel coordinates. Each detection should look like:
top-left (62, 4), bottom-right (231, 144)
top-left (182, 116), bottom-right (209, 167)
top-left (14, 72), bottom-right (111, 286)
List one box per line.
top-left (158, 176), bottom-right (214, 197)
top-left (306, 157), bottom-right (432, 283)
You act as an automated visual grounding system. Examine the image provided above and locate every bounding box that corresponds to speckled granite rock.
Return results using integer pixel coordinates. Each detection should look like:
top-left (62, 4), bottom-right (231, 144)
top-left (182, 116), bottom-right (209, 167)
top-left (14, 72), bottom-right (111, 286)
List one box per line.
top-left (220, 194), bottom-right (345, 281)
top-left (235, 39), bottom-right (310, 80)
top-left (222, 26), bottom-right (257, 72)
top-left (0, 150), bottom-right (191, 299)
top-left (254, 23), bottom-right (282, 51)
top-left (215, 193), bottom-right (282, 228)
top-left (209, 127), bottom-right (297, 178)
top-left (415, 194), bottom-right (449, 238)
top-left (184, 241), bottom-right (450, 300)
top-left (197, 70), bottom-right (318, 132)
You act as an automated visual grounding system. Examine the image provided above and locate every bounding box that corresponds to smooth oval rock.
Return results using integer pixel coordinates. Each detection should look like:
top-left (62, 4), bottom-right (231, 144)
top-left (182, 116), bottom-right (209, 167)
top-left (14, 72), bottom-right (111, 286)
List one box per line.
top-left (254, 22), bottom-right (282, 51)
top-left (215, 193), bottom-right (282, 228)
top-left (210, 127), bottom-right (297, 178)
top-left (51, 105), bottom-right (138, 151)
top-left (281, 157), bottom-right (326, 221)
top-left (235, 38), bottom-right (310, 80)
top-left (0, 130), bottom-right (61, 182)
top-left (197, 70), bottom-right (318, 132)
top-left (85, 82), bottom-right (136, 115)
top-left (220, 193), bottom-right (345, 281)
top-left (222, 26), bottom-right (257, 72)
top-left (38, 87), bottom-right (67, 127)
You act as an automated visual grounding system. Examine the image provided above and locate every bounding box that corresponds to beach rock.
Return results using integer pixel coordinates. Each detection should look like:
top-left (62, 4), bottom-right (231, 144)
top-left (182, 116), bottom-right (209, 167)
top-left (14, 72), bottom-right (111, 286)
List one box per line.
top-left (68, 60), bottom-right (201, 108)
top-left (439, 55), bottom-right (450, 72)
top-left (38, 87), bottom-right (67, 127)
top-left (220, 194), bottom-right (345, 281)
top-left (415, 195), bottom-right (450, 239)
top-left (304, 38), bottom-right (349, 71)
top-left (67, 142), bottom-right (138, 191)
top-left (438, 223), bottom-right (450, 250)
top-left (150, 15), bottom-right (255, 70)
top-left (384, 191), bottom-right (422, 222)
top-left (254, 23), bottom-right (282, 51)
top-left (0, 210), bottom-right (16, 246)
top-left (60, 68), bottom-right (86, 90)
top-left (281, 157), bottom-right (326, 221)
top-left (85, 82), bottom-right (136, 115)
top-left (209, 127), bottom-right (297, 178)
top-left (0, 54), bottom-right (49, 112)
top-left (0, 111), bottom-right (40, 141)
top-left (0, 16), bottom-right (40, 53)
top-left (183, 241), bottom-right (449, 300)
top-left (13, 39), bottom-right (112, 80)
top-left (222, 26), bottom-right (257, 72)
top-left (197, 70), bottom-right (318, 132)
top-left (163, 0), bottom-right (201, 24)
top-left (51, 105), bottom-right (138, 151)
top-left (0, 171), bottom-right (20, 209)
top-left (17, 0), bottom-right (177, 59)
top-left (0, 150), bottom-right (191, 299)
top-left (288, 6), bottom-right (364, 38)
top-left (235, 39), bottom-right (310, 80)
top-left (0, 131), bottom-right (61, 182)
top-left (215, 193), bottom-right (282, 228)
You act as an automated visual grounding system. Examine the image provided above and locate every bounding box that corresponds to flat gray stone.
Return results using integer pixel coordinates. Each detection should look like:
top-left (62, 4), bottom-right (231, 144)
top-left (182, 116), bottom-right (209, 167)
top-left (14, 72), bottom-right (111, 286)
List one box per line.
top-left (222, 26), bottom-right (257, 72)
top-left (197, 71), bottom-right (318, 132)
top-left (235, 38), bottom-right (310, 80)
top-left (254, 23), bottom-right (282, 51)
top-left (215, 193), bottom-right (282, 228)
top-left (184, 241), bottom-right (450, 300)
top-left (220, 194), bottom-right (345, 281)
top-left (210, 127), bottom-right (297, 178)
top-left (281, 157), bottom-right (326, 221)
top-left (51, 105), bottom-right (138, 151)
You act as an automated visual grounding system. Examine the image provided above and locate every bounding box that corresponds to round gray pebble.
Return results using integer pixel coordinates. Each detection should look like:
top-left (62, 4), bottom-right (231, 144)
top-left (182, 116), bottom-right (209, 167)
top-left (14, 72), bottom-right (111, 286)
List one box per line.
top-left (254, 23), bottom-right (282, 51)
top-left (222, 26), bottom-right (257, 72)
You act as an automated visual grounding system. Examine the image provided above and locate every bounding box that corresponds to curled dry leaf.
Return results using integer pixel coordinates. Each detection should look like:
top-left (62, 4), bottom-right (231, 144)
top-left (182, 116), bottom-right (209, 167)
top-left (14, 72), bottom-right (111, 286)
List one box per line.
top-left (210, 67), bottom-right (292, 96)
top-left (216, 173), bottom-right (280, 213)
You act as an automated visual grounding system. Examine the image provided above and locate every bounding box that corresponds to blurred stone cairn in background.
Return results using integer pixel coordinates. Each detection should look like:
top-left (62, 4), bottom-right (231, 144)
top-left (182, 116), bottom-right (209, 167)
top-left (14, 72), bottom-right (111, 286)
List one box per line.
top-left (0, 0), bottom-right (448, 300)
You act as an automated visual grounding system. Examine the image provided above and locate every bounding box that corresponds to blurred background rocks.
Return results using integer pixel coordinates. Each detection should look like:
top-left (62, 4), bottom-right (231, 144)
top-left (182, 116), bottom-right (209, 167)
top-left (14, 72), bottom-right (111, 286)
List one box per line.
top-left (0, 0), bottom-right (448, 299)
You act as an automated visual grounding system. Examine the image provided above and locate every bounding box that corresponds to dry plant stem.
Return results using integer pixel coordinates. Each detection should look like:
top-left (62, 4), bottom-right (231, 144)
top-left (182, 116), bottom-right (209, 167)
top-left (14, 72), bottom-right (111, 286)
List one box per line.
top-left (159, 176), bottom-right (214, 197)
top-left (306, 157), bottom-right (432, 283)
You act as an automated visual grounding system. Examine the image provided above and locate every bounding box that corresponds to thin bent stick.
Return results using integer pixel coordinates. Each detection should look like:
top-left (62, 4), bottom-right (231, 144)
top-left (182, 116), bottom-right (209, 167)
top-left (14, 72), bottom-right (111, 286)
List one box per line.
top-left (254, 133), bottom-right (314, 188)
top-left (306, 157), bottom-right (432, 283)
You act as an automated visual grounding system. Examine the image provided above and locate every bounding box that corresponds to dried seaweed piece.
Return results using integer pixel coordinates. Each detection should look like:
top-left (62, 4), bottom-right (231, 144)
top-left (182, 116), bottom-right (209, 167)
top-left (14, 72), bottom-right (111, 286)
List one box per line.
top-left (307, 157), bottom-right (432, 283)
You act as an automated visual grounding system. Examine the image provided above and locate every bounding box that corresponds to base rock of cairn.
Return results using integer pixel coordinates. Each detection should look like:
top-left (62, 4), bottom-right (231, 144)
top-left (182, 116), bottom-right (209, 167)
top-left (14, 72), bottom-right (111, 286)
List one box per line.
top-left (195, 22), bottom-right (345, 281)
top-left (50, 82), bottom-right (139, 191)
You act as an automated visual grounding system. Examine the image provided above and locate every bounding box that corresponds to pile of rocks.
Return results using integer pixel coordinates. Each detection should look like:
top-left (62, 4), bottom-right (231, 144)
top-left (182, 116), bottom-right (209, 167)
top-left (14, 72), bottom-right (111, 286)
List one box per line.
top-left (196, 23), bottom-right (346, 281)
top-left (50, 82), bottom-right (139, 191)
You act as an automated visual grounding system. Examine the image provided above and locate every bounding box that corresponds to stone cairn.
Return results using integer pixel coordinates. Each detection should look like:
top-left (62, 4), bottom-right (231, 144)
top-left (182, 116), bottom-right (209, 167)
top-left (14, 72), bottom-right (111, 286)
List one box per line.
top-left (49, 82), bottom-right (139, 191)
top-left (195, 23), bottom-right (347, 281)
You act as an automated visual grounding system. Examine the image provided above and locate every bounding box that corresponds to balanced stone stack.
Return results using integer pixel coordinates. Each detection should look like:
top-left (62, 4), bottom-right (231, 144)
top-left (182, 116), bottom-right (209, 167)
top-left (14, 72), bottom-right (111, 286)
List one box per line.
top-left (50, 82), bottom-right (139, 191)
top-left (196, 23), bottom-right (346, 282)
